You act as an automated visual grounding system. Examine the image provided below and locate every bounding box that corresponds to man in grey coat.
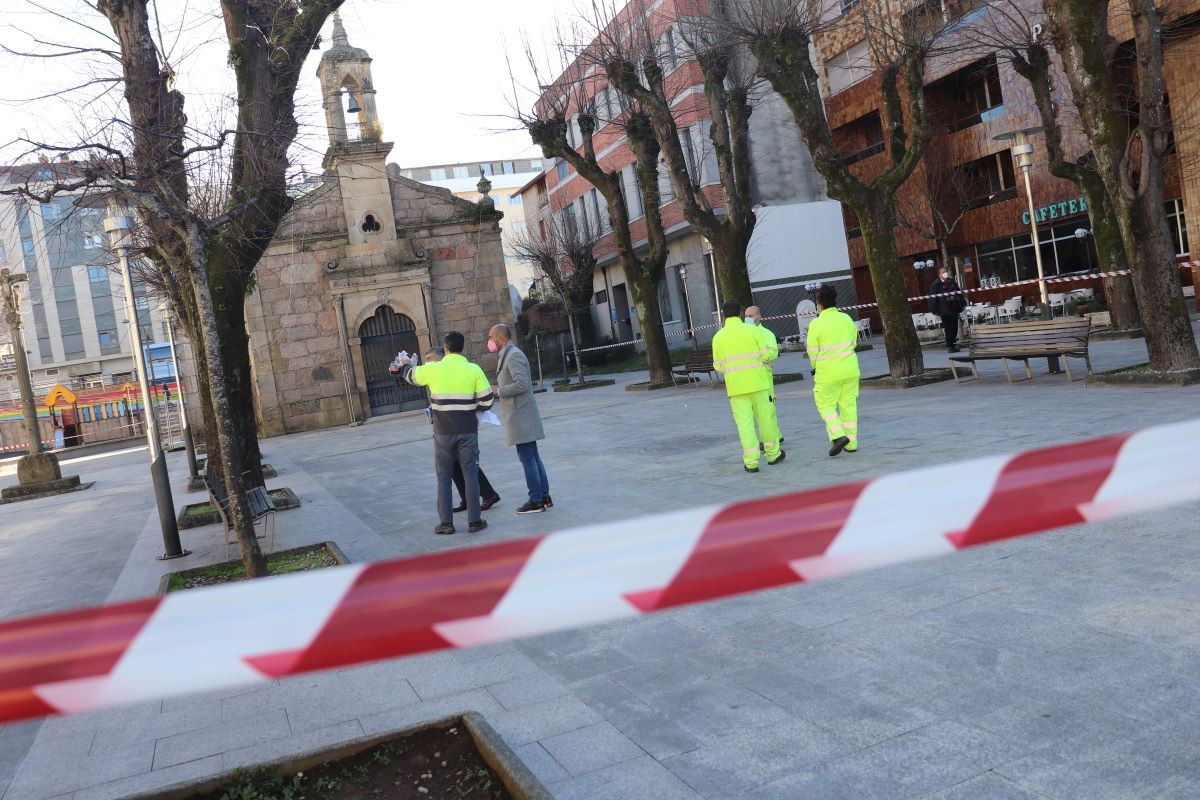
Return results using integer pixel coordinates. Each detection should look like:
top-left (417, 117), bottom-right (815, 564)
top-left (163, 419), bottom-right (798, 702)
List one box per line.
top-left (488, 323), bottom-right (552, 514)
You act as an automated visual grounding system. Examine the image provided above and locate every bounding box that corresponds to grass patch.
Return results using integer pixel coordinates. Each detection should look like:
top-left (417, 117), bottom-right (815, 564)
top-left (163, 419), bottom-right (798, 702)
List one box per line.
top-left (167, 544), bottom-right (338, 591)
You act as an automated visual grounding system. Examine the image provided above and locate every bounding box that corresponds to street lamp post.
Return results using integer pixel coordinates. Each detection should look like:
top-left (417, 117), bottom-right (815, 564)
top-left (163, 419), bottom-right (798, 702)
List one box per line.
top-left (679, 264), bottom-right (697, 350)
top-left (163, 308), bottom-right (199, 482)
top-left (996, 126), bottom-right (1060, 372)
top-left (104, 207), bottom-right (189, 560)
top-left (0, 268), bottom-right (42, 455)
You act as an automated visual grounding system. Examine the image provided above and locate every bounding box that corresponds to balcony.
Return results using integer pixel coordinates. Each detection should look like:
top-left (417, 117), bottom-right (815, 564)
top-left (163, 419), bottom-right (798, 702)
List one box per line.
top-left (947, 104), bottom-right (1006, 134)
top-left (841, 141), bottom-right (886, 166)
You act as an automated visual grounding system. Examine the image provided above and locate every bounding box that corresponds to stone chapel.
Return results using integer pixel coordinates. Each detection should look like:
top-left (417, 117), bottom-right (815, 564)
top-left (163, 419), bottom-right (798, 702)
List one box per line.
top-left (241, 16), bottom-right (512, 436)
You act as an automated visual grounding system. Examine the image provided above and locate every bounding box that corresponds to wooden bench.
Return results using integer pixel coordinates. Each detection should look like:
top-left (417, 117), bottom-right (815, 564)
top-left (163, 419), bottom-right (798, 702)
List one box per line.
top-left (950, 318), bottom-right (1093, 383)
top-left (673, 348), bottom-right (717, 385)
top-left (203, 462), bottom-right (276, 558)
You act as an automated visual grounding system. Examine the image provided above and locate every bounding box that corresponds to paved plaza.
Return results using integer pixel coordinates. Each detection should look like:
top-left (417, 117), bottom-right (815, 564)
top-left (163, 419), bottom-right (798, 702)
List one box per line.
top-left (1, 330), bottom-right (1199, 800)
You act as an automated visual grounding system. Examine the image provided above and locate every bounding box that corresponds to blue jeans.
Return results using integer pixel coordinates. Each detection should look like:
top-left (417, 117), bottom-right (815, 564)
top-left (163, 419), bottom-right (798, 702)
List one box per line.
top-left (515, 441), bottom-right (549, 502)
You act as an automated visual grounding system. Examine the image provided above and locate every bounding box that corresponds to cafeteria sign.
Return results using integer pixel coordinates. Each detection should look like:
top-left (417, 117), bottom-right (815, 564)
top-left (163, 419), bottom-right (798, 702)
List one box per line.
top-left (1022, 196), bottom-right (1088, 225)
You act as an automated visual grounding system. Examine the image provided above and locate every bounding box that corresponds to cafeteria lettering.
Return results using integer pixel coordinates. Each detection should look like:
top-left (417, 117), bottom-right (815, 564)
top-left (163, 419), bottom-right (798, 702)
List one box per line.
top-left (1022, 196), bottom-right (1087, 225)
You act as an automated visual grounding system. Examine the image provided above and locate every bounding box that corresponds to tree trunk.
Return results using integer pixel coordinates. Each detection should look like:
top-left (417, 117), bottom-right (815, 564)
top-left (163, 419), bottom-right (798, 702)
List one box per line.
top-left (565, 304), bottom-right (586, 385)
top-left (711, 231), bottom-right (754, 309)
top-left (187, 239), bottom-right (268, 578)
top-left (861, 197), bottom-right (924, 377)
top-left (1129, 170), bottom-right (1200, 371)
top-left (625, 270), bottom-right (674, 386)
top-left (1079, 172), bottom-right (1141, 331)
top-left (212, 270), bottom-right (265, 489)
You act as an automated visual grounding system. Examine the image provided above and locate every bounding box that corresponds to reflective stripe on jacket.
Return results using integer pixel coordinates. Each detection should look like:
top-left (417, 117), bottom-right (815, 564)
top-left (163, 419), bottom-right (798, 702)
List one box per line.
top-left (402, 353), bottom-right (494, 435)
top-left (753, 324), bottom-right (779, 371)
top-left (712, 317), bottom-right (772, 396)
top-left (806, 308), bottom-right (860, 383)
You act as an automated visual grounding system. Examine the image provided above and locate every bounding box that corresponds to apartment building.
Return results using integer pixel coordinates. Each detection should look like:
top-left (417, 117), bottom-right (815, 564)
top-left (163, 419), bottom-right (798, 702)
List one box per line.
top-left (0, 160), bottom-right (167, 402)
top-left (523, 0), bottom-right (848, 348)
top-left (816, 0), bottom-right (1199, 311)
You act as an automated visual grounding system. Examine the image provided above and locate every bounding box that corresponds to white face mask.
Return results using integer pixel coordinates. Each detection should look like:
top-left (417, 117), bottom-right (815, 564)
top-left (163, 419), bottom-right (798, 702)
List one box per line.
top-left (745, 316), bottom-right (756, 325)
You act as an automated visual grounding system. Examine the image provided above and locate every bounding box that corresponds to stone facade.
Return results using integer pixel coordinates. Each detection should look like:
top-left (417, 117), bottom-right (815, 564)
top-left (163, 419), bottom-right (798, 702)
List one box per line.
top-left (196, 16), bottom-right (512, 438)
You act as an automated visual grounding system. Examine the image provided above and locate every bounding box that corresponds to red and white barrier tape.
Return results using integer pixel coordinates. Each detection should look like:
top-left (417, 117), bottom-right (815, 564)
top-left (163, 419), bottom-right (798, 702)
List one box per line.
top-left (1, 417), bottom-right (1197, 726)
top-left (576, 270), bottom-right (1130, 352)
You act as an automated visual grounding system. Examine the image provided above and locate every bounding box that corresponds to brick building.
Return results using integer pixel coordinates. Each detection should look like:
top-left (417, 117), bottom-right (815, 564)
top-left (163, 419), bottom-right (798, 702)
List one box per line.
top-left (815, 0), bottom-right (1198, 313)
top-left (225, 16), bottom-right (511, 436)
top-left (523, 0), bottom-right (846, 348)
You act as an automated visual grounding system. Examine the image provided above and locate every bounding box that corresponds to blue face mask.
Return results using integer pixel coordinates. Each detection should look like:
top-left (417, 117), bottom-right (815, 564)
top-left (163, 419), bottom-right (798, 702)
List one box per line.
top-left (745, 316), bottom-right (756, 325)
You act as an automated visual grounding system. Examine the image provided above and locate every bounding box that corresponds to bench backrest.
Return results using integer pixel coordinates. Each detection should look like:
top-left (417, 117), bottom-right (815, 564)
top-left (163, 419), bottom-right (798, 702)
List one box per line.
top-left (686, 349), bottom-right (714, 369)
top-left (969, 318), bottom-right (1091, 355)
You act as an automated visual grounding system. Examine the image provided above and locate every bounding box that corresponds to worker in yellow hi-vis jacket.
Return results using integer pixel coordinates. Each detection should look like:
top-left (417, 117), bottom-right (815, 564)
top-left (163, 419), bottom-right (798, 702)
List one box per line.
top-left (712, 299), bottom-right (784, 473)
top-left (746, 306), bottom-right (782, 449)
top-left (806, 284), bottom-right (861, 457)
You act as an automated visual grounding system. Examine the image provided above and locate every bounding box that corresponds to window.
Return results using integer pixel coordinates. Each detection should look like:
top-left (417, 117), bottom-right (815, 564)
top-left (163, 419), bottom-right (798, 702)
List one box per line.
top-left (594, 289), bottom-right (609, 306)
top-left (840, 0), bottom-right (860, 11)
top-left (834, 111), bottom-right (885, 165)
top-left (503, 161), bottom-right (515, 175)
top-left (429, 168), bottom-right (447, 180)
top-left (623, 165), bottom-right (643, 219)
top-left (452, 166), bottom-right (469, 179)
top-left (40, 202), bottom-right (61, 220)
top-left (826, 41), bottom-right (872, 95)
top-left (481, 163), bottom-right (495, 176)
top-left (680, 128), bottom-right (699, 182)
top-left (508, 194), bottom-right (522, 205)
top-left (927, 57), bottom-right (1005, 133)
top-left (82, 233), bottom-right (103, 249)
top-left (657, 271), bottom-right (679, 323)
top-left (590, 189), bottom-right (607, 232)
top-left (556, 158), bottom-right (569, 181)
top-left (1167, 198), bottom-right (1189, 256)
top-left (662, 26), bottom-right (679, 71)
top-left (957, 151), bottom-right (1016, 208)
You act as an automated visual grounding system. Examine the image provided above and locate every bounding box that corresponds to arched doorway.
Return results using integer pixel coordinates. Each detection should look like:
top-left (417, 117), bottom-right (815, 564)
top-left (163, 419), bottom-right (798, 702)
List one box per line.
top-left (358, 306), bottom-right (424, 416)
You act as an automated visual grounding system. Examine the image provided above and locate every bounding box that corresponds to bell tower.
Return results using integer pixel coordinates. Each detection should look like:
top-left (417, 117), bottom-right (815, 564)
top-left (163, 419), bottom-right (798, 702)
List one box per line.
top-left (315, 14), bottom-right (399, 250)
top-left (316, 13), bottom-right (380, 147)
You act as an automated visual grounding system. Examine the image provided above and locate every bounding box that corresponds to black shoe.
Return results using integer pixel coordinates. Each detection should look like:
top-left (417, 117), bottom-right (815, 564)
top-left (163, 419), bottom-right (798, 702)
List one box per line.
top-left (744, 465), bottom-right (759, 473)
top-left (829, 436), bottom-right (851, 457)
top-left (768, 449), bottom-right (786, 466)
top-left (434, 523), bottom-right (456, 535)
top-left (516, 500), bottom-right (546, 514)
top-left (453, 501), bottom-right (467, 514)
top-left (468, 519), bottom-right (488, 533)
top-left (481, 495), bottom-right (501, 511)
top-left (541, 495), bottom-right (553, 509)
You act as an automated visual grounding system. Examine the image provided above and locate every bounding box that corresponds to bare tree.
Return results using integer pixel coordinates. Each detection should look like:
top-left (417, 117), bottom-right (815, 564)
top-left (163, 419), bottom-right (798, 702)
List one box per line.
top-left (896, 155), bottom-right (978, 275)
top-left (509, 212), bottom-right (602, 385)
top-left (2, 0), bottom-right (341, 577)
top-left (961, 0), bottom-right (1141, 331)
top-left (587, 0), bottom-right (758, 307)
top-left (722, 0), bottom-right (939, 378)
top-left (1041, 0), bottom-right (1198, 370)
top-left (518, 34), bottom-right (676, 386)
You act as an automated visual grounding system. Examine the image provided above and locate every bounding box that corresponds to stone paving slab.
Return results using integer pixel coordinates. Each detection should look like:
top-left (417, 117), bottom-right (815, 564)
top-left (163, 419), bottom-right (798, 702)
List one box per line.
top-left (2, 324), bottom-right (1199, 798)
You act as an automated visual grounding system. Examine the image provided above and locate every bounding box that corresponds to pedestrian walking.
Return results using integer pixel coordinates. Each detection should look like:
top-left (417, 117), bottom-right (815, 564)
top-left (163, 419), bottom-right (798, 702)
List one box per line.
top-left (488, 323), bottom-right (552, 514)
top-left (806, 284), bottom-right (860, 456)
top-left (391, 331), bottom-right (494, 535)
top-left (712, 299), bottom-right (784, 473)
top-left (929, 266), bottom-right (968, 352)
top-left (745, 305), bottom-right (783, 449)
top-left (422, 347), bottom-right (501, 514)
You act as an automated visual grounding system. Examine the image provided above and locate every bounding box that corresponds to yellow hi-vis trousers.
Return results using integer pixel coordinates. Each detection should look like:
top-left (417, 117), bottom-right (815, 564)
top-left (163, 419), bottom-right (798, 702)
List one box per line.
top-left (730, 389), bottom-right (781, 468)
top-left (813, 377), bottom-right (859, 450)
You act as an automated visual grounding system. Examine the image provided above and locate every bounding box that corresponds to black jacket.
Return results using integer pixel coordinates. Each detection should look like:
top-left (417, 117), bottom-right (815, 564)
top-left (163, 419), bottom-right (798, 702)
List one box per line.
top-left (930, 278), bottom-right (967, 317)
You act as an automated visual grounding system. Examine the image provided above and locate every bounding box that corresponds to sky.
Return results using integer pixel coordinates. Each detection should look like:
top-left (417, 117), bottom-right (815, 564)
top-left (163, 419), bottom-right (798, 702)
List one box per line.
top-left (0, 0), bottom-right (579, 173)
